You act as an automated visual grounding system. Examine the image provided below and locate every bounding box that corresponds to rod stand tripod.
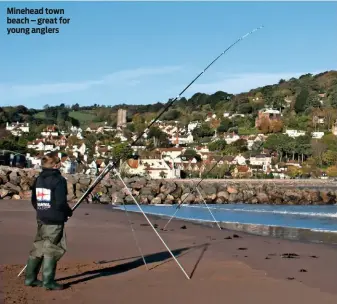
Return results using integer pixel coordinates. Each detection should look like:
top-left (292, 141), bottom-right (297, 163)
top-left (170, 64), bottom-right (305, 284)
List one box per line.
top-left (18, 161), bottom-right (190, 280)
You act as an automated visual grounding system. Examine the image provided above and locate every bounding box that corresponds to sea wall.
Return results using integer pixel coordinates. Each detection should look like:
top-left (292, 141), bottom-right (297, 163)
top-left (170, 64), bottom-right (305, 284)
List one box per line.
top-left (1, 166), bottom-right (337, 205)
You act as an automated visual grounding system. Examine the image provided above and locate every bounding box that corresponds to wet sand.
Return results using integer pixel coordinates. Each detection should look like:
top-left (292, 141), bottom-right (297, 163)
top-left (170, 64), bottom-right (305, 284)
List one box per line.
top-left (1, 200), bottom-right (337, 304)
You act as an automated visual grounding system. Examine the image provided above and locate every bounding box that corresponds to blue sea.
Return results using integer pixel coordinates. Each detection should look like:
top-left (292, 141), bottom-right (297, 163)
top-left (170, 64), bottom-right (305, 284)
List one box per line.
top-left (114, 204), bottom-right (337, 243)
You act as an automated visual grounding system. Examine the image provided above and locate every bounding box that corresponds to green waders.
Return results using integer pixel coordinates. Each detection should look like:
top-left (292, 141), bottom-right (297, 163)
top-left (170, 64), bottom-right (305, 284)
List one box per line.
top-left (25, 220), bottom-right (67, 290)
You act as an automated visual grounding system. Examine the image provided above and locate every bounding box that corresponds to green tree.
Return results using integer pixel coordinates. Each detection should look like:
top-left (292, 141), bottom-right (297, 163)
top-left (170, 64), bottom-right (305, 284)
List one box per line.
top-left (251, 140), bottom-right (263, 153)
top-left (321, 133), bottom-right (337, 151)
top-left (307, 93), bottom-right (321, 108)
top-left (237, 103), bottom-right (253, 114)
top-left (263, 133), bottom-right (290, 161)
top-left (232, 138), bottom-right (248, 152)
top-left (208, 139), bottom-right (227, 152)
top-left (294, 88), bottom-right (309, 113)
top-left (296, 135), bottom-right (312, 162)
top-left (217, 118), bottom-right (233, 133)
top-left (181, 149), bottom-right (202, 162)
top-left (192, 123), bottom-right (214, 139)
top-left (326, 166), bottom-right (337, 177)
top-left (112, 143), bottom-right (133, 165)
top-left (285, 138), bottom-right (297, 160)
top-left (311, 139), bottom-right (328, 166)
top-left (147, 126), bottom-right (169, 147)
top-left (322, 150), bottom-right (337, 166)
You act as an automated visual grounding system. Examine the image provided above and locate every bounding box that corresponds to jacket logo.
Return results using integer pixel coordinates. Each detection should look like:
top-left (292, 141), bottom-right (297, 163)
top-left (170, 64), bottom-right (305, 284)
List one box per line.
top-left (36, 188), bottom-right (51, 210)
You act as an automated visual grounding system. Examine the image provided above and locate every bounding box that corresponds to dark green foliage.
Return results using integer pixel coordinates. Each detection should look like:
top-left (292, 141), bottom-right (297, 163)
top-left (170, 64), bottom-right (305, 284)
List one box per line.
top-left (294, 88), bottom-right (309, 113)
top-left (208, 139), bottom-right (227, 151)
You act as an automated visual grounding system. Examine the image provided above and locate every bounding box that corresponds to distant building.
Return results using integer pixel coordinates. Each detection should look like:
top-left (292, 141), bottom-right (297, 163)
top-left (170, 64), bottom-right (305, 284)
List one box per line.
top-left (41, 125), bottom-right (59, 137)
top-left (255, 108), bottom-right (282, 128)
top-left (6, 122), bottom-right (29, 136)
top-left (117, 109), bottom-right (127, 128)
top-left (284, 129), bottom-right (306, 138)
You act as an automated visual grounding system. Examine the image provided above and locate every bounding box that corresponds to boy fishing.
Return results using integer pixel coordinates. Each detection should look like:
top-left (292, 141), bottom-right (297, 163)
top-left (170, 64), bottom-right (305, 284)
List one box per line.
top-left (24, 152), bottom-right (73, 290)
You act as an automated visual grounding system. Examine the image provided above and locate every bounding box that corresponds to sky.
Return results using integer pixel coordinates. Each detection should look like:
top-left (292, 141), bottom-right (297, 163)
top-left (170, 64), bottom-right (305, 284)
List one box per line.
top-left (1, 1), bottom-right (337, 109)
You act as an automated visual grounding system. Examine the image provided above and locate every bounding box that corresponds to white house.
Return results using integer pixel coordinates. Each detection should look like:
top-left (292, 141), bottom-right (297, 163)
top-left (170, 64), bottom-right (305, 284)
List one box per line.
top-left (169, 133), bottom-right (194, 145)
top-left (70, 126), bottom-right (84, 139)
top-left (250, 154), bottom-right (272, 166)
top-left (224, 133), bottom-right (240, 144)
top-left (187, 121), bottom-right (201, 132)
top-left (6, 122), bottom-right (29, 136)
top-left (247, 134), bottom-right (266, 150)
top-left (284, 129), bottom-right (306, 138)
top-left (41, 125), bottom-right (59, 137)
top-left (125, 158), bottom-right (177, 179)
top-left (157, 147), bottom-right (185, 161)
top-left (312, 131), bottom-right (324, 139)
top-left (233, 154), bottom-right (247, 166)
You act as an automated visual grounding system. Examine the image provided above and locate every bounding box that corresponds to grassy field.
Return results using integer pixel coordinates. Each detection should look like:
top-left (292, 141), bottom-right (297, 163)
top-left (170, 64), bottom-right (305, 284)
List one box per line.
top-left (34, 110), bottom-right (97, 126)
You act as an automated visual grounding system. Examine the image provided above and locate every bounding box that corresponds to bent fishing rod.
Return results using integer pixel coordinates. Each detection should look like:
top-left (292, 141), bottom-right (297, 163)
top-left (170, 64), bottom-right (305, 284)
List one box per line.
top-left (71, 25), bottom-right (264, 214)
top-left (18, 25), bottom-right (264, 279)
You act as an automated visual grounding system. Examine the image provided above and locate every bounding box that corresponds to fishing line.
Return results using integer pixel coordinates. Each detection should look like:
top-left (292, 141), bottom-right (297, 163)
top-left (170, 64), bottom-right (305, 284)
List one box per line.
top-left (18, 25), bottom-right (264, 279)
top-left (131, 26), bottom-right (264, 146)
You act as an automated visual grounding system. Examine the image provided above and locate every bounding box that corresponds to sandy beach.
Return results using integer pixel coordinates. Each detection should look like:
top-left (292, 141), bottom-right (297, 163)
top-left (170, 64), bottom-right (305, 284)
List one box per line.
top-left (1, 200), bottom-right (337, 304)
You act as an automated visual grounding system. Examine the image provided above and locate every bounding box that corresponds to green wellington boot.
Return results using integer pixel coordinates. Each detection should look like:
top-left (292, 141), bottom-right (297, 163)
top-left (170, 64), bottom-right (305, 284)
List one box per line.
top-left (24, 257), bottom-right (43, 287)
top-left (42, 257), bottom-right (64, 290)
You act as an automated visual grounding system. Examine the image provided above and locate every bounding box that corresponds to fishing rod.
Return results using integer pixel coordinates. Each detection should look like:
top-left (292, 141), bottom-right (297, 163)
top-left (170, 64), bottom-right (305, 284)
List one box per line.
top-left (131, 25), bottom-right (264, 146)
top-left (17, 25), bottom-right (264, 279)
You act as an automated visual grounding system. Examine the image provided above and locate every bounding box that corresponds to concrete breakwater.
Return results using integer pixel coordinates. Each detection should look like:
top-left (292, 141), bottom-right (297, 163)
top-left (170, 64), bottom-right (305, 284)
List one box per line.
top-left (1, 166), bottom-right (337, 205)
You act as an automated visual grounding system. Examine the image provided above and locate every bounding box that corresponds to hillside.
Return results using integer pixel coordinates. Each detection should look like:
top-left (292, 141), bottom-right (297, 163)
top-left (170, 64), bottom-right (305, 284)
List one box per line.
top-left (34, 110), bottom-right (97, 128)
top-left (1, 70), bottom-right (336, 131)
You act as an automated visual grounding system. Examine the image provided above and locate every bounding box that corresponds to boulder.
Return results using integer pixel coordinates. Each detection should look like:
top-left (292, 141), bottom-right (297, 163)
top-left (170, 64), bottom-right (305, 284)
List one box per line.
top-left (227, 185), bottom-right (238, 194)
top-left (181, 193), bottom-right (195, 204)
top-left (151, 197), bottom-right (162, 205)
top-left (160, 182), bottom-right (177, 195)
top-left (217, 191), bottom-right (229, 201)
top-left (256, 192), bottom-right (269, 204)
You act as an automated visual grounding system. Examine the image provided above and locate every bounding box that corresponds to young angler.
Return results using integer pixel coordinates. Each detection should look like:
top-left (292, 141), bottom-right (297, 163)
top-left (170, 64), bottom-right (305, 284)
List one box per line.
top-left (24, 152), bottom-right (73, 290)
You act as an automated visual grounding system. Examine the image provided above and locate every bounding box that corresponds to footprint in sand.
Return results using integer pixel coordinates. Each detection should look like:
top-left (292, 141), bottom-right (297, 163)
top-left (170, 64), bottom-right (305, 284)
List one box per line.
top-left (281, 253), bottom-right (300, 259)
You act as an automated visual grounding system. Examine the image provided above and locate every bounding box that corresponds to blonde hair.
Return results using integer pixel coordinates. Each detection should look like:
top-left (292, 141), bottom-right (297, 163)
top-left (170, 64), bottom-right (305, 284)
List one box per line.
top-left (41, 152), bottom-right (60, 169)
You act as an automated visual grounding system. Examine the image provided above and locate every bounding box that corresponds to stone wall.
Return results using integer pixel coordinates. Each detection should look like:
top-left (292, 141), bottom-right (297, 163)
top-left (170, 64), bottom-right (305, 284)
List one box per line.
top-left (1, 166), bottom-right (337, 205)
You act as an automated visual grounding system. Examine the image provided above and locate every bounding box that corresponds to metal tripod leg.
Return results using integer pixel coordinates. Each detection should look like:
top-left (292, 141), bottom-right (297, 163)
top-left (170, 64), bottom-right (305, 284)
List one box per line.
top-left (163, 182), bottom-right (221, 231)
top-left (113, 168), bottom-right (190, 280)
